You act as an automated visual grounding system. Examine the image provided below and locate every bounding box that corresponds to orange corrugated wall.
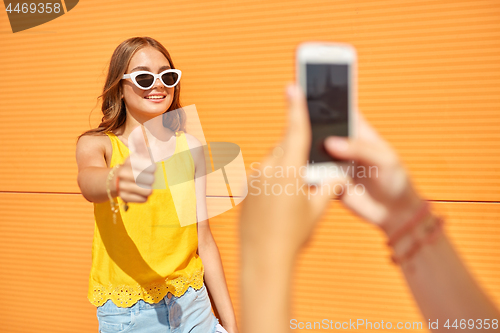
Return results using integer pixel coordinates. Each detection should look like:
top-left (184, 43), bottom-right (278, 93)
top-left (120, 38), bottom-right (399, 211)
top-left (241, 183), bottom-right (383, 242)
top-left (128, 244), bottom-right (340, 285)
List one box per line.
top-left (1, 0), bottom-right (499, 332)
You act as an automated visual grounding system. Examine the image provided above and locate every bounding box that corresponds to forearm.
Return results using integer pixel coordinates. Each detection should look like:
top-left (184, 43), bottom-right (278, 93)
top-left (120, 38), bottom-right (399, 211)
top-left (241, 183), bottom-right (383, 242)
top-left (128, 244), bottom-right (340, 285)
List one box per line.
top-left (77, 166), bottom-right (117, 203)
top-left (241, 244), bottom-right (295, 333)
top-left (199, 236), bottom-right (238, 328)
top-left (392, 215), bottom-right (500, 329)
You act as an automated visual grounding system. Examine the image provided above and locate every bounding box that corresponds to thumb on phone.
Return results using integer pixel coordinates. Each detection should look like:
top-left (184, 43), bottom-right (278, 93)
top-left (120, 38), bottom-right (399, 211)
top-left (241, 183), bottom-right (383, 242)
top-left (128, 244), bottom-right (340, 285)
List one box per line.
top-left (281, 84), bottom-right (311, 166)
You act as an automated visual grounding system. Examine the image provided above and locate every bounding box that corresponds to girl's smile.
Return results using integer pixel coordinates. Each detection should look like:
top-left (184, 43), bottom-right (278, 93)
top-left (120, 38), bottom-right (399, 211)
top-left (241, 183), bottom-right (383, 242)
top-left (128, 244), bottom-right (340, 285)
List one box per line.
top-left (144, 93), bottom-right (167, 102)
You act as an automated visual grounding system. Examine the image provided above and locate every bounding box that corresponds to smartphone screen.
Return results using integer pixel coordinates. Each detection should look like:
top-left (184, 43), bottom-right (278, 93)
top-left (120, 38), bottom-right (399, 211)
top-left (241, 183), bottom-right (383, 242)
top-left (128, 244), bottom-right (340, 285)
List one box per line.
top-left (306, 63), bottom-right (349, 163)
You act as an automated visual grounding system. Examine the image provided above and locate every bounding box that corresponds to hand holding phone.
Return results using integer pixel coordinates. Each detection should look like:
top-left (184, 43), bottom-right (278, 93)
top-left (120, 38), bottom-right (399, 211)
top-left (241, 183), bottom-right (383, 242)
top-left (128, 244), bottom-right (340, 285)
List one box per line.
top-left (296, 42), bottom-right (357, 184)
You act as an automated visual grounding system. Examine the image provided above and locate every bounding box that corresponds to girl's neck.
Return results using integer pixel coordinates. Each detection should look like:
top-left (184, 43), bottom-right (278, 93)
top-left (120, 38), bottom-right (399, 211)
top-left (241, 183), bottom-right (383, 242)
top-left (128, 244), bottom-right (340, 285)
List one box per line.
top-left (116, 116), bottom-right (175, 147)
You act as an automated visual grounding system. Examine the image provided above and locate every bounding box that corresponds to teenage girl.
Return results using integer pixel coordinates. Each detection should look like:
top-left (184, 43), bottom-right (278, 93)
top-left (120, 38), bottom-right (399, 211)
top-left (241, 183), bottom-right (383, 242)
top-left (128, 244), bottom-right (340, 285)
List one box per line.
top-left (76, 37), bottom-right (238, 333)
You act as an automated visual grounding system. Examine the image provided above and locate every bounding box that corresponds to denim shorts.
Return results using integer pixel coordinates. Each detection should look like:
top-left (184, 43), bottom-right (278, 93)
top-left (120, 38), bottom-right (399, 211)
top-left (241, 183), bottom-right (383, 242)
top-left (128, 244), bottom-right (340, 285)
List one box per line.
top-left (96, 284), bottom-right (219, 333)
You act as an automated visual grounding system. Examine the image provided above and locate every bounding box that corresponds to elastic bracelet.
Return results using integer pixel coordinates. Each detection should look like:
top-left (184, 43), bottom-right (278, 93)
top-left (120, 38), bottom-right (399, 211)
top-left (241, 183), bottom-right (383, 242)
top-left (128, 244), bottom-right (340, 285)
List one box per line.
top-left (114, 165), bottom-right (129, 212)
top-left (387, 201), bottom-right (430, 247)
top-left (390, 215), bottom-right (444, 265)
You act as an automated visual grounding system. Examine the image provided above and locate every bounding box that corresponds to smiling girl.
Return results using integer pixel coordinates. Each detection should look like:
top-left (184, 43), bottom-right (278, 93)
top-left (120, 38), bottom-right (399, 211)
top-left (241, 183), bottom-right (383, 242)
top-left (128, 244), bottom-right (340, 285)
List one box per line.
top-left (75, 37), bottom-right (237, 333)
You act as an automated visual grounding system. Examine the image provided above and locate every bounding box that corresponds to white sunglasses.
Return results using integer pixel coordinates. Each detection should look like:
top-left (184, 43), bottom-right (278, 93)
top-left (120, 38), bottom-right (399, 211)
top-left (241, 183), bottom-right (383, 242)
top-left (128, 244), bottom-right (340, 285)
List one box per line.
top-left (122, 69), bottom-right (182, 90)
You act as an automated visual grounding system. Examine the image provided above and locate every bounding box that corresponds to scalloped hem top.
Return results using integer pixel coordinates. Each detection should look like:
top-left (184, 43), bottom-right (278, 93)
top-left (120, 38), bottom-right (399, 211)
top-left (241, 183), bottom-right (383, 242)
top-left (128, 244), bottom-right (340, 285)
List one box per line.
top-left (88, 130), bottom-right (203, 308)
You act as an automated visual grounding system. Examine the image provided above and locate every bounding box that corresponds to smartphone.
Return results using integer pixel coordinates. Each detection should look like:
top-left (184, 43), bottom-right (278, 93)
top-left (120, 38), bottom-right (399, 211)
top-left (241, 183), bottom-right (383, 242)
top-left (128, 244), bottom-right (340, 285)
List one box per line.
top-left (296, 42), bottom-right (357, 184)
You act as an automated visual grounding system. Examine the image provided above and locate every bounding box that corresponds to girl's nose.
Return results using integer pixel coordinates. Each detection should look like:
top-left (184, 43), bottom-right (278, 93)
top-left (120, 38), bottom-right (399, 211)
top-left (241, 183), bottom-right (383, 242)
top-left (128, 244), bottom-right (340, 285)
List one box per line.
top-left (152, 77), bottom-right (163, 88)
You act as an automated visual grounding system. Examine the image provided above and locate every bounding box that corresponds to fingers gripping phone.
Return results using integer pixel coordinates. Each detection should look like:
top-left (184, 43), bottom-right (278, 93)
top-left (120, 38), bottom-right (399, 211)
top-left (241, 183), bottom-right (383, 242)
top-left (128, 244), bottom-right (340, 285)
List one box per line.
top-left (296, 42), bottom-right (357, 184)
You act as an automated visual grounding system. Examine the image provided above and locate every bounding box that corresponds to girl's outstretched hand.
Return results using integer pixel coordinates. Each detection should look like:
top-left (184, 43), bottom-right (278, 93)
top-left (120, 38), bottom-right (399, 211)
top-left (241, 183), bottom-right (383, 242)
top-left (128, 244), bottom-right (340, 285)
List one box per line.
top-left (115, 155), bottom-right (156, 204)
top-left (115, 127), bottom-right (157, 205)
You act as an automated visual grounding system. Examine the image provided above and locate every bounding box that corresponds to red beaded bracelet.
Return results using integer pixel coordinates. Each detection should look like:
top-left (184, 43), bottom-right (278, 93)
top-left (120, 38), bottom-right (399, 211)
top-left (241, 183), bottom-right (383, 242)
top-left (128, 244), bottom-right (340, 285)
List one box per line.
top-left (387, 201), bottom-right (430, 247)
top-left (385, 200), bottom-right (446, 265)
top-left (390, 215), bottom-right (444, 265)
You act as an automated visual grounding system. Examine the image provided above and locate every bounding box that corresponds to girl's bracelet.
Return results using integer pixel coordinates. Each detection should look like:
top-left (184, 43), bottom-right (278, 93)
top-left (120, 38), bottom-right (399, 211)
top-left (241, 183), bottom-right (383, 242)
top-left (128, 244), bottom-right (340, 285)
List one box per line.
top-left (115, 174), bottom-right (120, 197)
top-left (387, 201), bottom-right (430, 247)
top-left (386, 201), bottom-right (445, 265)
top-left (390, 215), bottom-right (444, 265)
top-left (106, 164), bottom-right (123, 224)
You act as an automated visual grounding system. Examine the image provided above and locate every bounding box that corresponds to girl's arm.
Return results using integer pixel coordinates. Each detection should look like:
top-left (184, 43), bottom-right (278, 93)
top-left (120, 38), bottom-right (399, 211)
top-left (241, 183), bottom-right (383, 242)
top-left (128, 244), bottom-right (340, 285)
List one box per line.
top-left (76, 135), bottom-right (117, 203)
top-left (323, 116), bottom-right (500, 328)
top-left (189, 135), bottom-right (239, 333)
top-left (198, 220), bottom-right (239, 333)
top-left (386, 212), bottom-right (500, 328)
top-left (76, 130), bottom-right (155, 205)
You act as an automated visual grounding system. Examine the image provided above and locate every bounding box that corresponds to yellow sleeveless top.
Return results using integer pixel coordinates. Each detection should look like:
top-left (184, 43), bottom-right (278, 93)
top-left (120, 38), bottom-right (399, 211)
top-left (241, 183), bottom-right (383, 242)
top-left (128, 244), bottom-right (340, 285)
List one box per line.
top-left (88, 130), bottom-right (204, 308)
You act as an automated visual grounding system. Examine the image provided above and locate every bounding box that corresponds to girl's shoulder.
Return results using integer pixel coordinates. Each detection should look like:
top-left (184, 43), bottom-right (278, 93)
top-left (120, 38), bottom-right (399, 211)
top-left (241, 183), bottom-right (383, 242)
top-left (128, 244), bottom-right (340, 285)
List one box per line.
top-left (76, 131), bottom-right (114, 168)
top-left (76, 131), bottom-right (109, 147)
top-left (78, 131), bottom-right (114, 146)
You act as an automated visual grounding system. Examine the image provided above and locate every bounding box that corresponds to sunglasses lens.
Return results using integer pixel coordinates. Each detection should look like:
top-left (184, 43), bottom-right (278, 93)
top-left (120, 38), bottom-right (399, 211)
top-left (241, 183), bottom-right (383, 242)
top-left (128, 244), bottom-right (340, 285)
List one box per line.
top-left (162, 72), bottom-right (179, 86)
top-left (135, 73), bottom-right (154, 88)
